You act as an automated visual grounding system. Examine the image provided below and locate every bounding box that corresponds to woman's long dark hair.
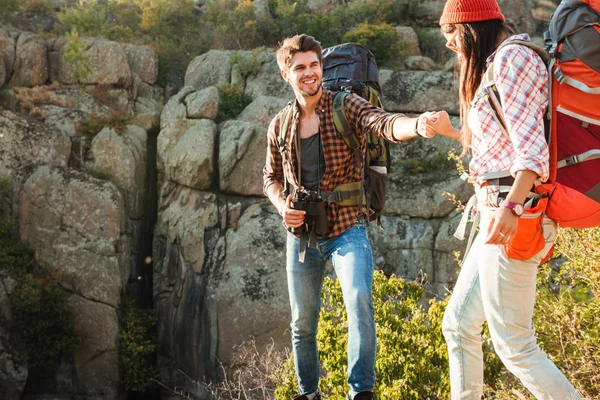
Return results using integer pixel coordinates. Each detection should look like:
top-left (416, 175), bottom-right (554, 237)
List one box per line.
top-left (444, 20), bottom-right (514, 154)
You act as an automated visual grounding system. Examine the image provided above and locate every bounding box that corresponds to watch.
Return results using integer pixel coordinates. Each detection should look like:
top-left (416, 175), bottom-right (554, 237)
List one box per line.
top-left (502, 200), bottom-right (524, 217)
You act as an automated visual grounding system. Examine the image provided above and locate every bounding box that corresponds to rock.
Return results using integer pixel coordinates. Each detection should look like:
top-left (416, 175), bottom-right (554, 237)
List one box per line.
top-left (405, 55), bottom-right (436, 71)
top-left (498, 0), bottom-right (536, 34)
top-left (69, 295), bottom-right (119, 398)
top-left (160, 86), bottom-right (196, 130)
top-left (407, 0), bottom-right (446, 23)
top-left (369, 217), bottom-right (436, 282)
top-left (0, 27), bottom-right (18, 82)
top-left (218, 120), bottom-right (265, 196)
top-left (9, 31), bottom-right (48, 87)
top-left (0, 87), bottom-right (17, 111)
top-left (132, 97), bottom-right (162, 131)
top-left (0, 56), bottom-right (5, 86)
top-left (133, 74), bottom-right (164, 102)
top-left (185, 86), bottom-right (219, 120)
top-left (236, 95), bottom-right (289, 128)
top-left (54, 37), bottom-right (132, 87)
top-left (444, 58), bottom-right (456, 72)
top-left (0, 109), bottom-right (71, 183)
top-left (185, 50), bottom-right (233, 90)
top-left (0, 323), bottom-right (27, 400)
top-left (380, 70), bottom-right (458, 114)
top-left (39, 105), bottom-right (88, 137)
top-left (90, 125), bottom-right (148, 219)
top-left (123, 44), bottom-right (158, 85)
top-left (19, 166), bottom-right (128, 306)
top-left (157, 119), bottom-right (199, 173)
top-left (217, 202), bottom-right (289, 363)
top-left (245, 50), bottom-right (294, 100)
top-left (163, 119), bottom-right (217, 189)
top-left (396, 26), bottom-right (421, 57)
top-left (153, 187), bottom-right (220, 381)
top-left (385, 170), bottom-right (473, 219)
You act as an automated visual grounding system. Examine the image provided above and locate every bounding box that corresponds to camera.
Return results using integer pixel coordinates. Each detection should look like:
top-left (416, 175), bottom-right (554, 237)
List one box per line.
top-left (290, 189), bottom-right (329, 236)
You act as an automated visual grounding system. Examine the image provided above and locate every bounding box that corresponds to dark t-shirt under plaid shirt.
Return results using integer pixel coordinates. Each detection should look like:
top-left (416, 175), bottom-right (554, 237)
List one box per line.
top-left (263, 89), bottom-right (406, 238)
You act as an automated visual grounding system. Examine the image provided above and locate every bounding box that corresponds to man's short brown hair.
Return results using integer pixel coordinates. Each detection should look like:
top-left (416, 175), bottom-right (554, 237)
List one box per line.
top-left (276, 34), bottom-right (323, 72)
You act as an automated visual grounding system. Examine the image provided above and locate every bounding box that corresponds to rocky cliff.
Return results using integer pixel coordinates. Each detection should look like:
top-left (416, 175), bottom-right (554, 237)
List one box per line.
top-left (0, 0), bottom-right (550, 395)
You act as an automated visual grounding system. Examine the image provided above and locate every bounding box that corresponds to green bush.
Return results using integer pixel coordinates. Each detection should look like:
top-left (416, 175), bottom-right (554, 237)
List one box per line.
top-left (63, 28), bottom-right (91, 84)
top-left (119, 301), bottom-right (159, 392)
top-left (343, 23), bottom-right (408, 67)
top-left (216, 84), bottom-right (252, 123)
top-left (205, 0), bottom-right (264, 50)
top-left (273, 271), bottom-right (504, 399)
top-left (57, 1), bottom-right (110, 37)
top-left (0, 0), bottom-right (20, 22)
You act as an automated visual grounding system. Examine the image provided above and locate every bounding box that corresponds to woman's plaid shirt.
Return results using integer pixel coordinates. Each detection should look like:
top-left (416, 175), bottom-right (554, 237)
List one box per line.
top-left (263, 89), bottom-right (405, 238)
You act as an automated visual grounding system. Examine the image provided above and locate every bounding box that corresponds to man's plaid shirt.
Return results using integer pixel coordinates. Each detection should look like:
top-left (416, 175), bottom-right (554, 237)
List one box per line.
top-left (263, 89), bottom-right (405, 238)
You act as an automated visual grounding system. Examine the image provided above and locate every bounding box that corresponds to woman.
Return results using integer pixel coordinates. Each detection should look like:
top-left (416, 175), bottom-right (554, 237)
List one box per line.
top-left (426, 0), bottom-right (582, 399)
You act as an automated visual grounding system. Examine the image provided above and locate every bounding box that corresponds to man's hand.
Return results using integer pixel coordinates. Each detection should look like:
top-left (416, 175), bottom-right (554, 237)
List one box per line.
top-left (280, 194), bottom-right (306, 229)
top-left (485, 207), bottom-right (518, 245)
top-left (416, 112), bottom-right (438, 138)
top-left (424, 111), bottom-right (461, 141)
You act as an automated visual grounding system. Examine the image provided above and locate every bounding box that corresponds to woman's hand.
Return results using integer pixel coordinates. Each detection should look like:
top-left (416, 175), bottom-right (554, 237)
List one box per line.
top-left (485, 207), bottom-right (518, 245)
top-left (424, 111), bottom-right (461, 141)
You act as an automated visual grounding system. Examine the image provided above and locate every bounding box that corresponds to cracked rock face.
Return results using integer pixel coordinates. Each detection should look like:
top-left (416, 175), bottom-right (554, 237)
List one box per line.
top-left (18, 166), bottom-right (128, 397)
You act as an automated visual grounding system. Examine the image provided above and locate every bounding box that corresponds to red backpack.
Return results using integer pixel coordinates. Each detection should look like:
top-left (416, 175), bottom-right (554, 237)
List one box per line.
top-left (535, 0), bottom-right (600, 228)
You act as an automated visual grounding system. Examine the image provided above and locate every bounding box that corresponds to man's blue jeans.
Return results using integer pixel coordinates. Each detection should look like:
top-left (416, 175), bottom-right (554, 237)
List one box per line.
top-left (286, 220), bottom-right (376, 394)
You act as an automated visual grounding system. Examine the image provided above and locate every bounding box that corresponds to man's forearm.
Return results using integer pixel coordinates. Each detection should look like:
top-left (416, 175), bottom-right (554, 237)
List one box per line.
top-left (392, 116), bottom-right (421, 141)
top-left (266, 182), bottom-right (286, 216)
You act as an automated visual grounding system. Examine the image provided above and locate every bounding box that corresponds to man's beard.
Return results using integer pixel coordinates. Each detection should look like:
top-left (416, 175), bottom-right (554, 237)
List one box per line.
top-left (297, 78), bottom-right (321, 97)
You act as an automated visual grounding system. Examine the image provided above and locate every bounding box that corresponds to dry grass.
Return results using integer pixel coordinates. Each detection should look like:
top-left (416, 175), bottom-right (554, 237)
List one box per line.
top-left (159, 339), bottom-right (290, 400)
top-left (13, 82), bottom-right (75, 117)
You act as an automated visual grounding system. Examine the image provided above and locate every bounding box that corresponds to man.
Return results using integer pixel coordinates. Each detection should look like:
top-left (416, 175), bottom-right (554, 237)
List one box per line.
top-left (263, 34), bottom-right (435, 400)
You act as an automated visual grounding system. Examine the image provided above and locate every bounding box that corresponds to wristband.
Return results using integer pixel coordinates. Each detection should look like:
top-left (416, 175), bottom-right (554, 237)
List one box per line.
top-left (414, 115), bottom-right (426, 138)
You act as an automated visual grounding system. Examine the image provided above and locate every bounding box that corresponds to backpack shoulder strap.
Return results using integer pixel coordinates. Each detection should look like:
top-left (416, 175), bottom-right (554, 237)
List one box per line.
top-left (331, 91), bottom-right (368, 217)
top-left (277, 101), bottom-right (295, 195)
top-left (332, 92), bottom-right (361, 155)
top-left (478, 40), bottom-right (550, 140)
top-left (278, 101), bottom-right (294, 149)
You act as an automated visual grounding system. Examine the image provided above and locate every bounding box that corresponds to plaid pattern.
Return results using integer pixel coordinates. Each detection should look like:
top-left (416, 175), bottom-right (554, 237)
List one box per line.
top-left (263, 89), bottom-right (403, 238)
top-left (469, 34), bottom-right (550, 183)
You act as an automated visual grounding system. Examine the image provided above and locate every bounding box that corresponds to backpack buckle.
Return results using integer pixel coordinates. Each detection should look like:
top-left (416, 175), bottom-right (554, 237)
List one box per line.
top-left (555, 67), bottom-right (565, 83)
top-left (564, 155), bottom-right (579, 166)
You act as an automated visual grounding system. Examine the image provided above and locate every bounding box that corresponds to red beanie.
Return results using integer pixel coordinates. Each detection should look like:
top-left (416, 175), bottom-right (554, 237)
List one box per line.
top-left (439, 0), bottom-right (505, 25)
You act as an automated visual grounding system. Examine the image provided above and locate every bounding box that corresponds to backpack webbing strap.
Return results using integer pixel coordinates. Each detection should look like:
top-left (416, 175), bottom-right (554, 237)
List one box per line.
top-left (278, 102), bottom-right (295, 196)
top-left (557, 149), bottom-right (600, 168)
top-left (332, 92), bottom-right (369, 218)
top-left (479, 40), bottom-right (550, 142)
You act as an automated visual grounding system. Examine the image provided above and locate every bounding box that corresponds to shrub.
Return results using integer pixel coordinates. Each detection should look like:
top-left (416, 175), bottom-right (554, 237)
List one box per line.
top-left (86, 165), bottom-right (111, 180)
top-left (57, 1), bottom-right (110, 37)
top-left (13, 83), bottom-right (74, 115)
top-left (205, 0), bottom-right (263, 50)
top-left (395, 151), bottom-right (456, 174)
top-left (0, 0), bottom-right (20, 22)
top-left (216, 84), bottom-right (252, 123)
top-left (273, 271), bottom-right (504, 399)
top-left (63, 28), bottom-right (91, 84)
top-left (119, 300), bottom-right (159, 392)
top-left (343, 23), bottom-right (408, 67)
top-left (230, 49), bottom-right (263, 80)
top-left (21, 0), bottom-right (51, 13)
